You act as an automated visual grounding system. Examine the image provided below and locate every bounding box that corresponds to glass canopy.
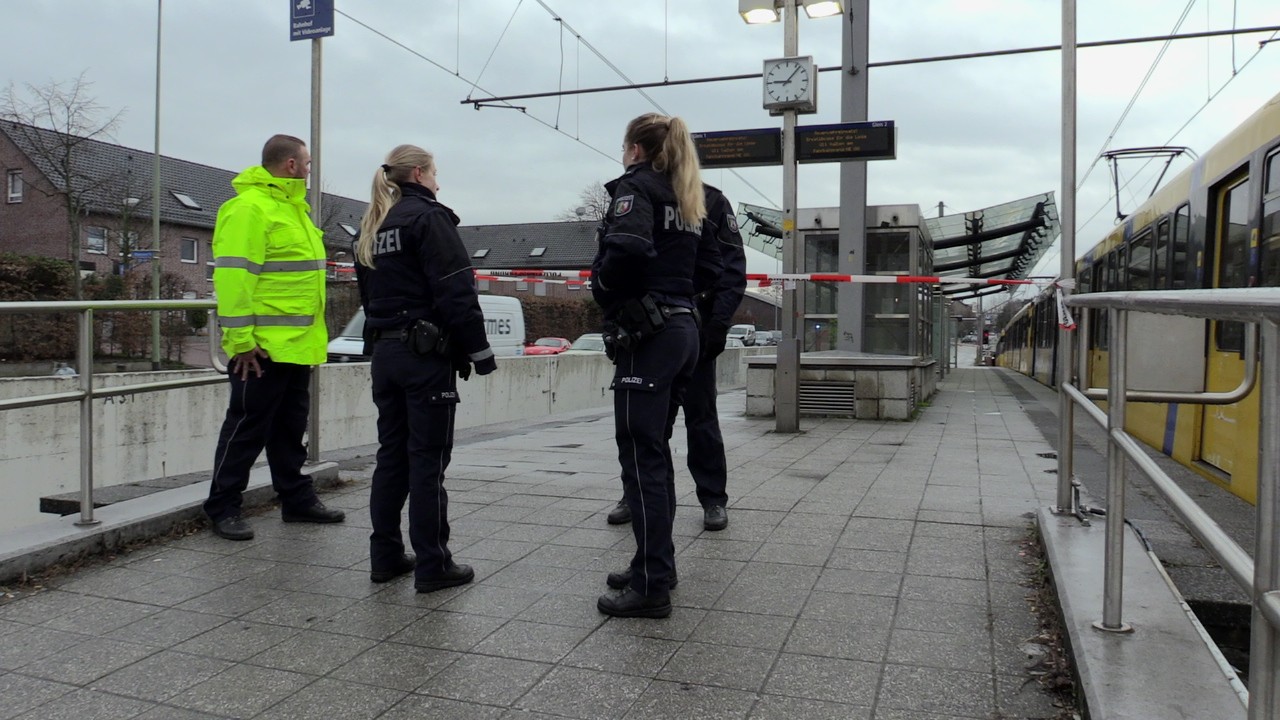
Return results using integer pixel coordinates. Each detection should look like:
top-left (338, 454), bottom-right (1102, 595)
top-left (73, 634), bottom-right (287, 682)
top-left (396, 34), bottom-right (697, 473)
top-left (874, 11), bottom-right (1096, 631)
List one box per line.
top-left (924, 192), bottom-right (1059, 300)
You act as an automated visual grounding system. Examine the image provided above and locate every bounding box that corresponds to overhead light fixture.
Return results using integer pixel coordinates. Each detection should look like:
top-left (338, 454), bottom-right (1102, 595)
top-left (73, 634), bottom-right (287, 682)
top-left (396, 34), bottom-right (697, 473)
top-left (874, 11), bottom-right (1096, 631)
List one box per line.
top-left (801, 0), bottom-right (843, 18)
top-left (738, 0), bottom-right (779, 24)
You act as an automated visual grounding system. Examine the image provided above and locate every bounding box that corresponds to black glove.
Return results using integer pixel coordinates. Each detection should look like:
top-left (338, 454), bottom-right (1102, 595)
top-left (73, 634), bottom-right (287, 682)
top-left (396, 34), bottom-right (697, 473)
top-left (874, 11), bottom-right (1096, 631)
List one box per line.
top-left (474, 356), bottom-right (497, 376)
top-left (452, 357), bottom-right (471, 381)
top-left (701, 322), bottom-right (730, 360)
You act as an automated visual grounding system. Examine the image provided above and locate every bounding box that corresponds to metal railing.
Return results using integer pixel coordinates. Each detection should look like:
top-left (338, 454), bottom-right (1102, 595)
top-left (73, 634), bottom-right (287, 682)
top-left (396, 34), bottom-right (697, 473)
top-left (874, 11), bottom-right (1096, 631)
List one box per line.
top-left (0, 299), bottom-right (224, 526)
top-left (1061, 288), bottom-right (1280, 719)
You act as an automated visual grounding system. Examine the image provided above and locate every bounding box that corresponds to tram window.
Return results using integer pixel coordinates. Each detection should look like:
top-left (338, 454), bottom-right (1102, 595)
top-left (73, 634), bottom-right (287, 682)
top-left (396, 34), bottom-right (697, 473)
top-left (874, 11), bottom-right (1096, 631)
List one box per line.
top-left (1172, 204), bottom-right (1190, 289)
top-left (1154, 220), bottom-right (1170, 288)
top-left (1093, 263), bottom-right (1108, 350)
top-left (1262, 149), bottom-right (1280, 287)
top-left (1129, 230), bottom-right (1154, 290)
top-left (1215, 177), bottom-right (1251, 352)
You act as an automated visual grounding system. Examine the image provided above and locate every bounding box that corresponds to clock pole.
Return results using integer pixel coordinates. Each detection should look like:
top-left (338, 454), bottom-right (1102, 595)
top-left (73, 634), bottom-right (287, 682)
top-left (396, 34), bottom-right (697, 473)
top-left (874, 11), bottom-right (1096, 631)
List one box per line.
top-left (775, 0), bottom-right (802, 433)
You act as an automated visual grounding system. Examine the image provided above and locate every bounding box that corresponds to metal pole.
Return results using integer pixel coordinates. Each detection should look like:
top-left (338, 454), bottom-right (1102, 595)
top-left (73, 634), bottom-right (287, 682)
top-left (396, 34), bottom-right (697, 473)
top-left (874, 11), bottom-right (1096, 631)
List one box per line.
top-left (837, 0), bottom-right (869, 353)
top-left (776, 0), bottom-right (802, 433)
top-left (307, 37), bottom-right (323, 463)
top-left (150, 0), bottom-right (163, 371)
top-left (1096, 307), bottom-right (1131, 632)
top-left (75, 309), bottom-right (99, 527)
top-left (1055, 0), bottom-right (1078, 512)
top-left (1249, 318), bottom-right (1280, 719)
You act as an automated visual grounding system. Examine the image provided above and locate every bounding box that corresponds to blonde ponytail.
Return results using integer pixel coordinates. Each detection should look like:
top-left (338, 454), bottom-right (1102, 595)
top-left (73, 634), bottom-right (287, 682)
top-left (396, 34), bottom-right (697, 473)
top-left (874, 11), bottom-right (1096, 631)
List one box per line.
top-left (624, 113), bottom-right (705, 227)
top-left (661, 117), bottom-right (705, 226)
top-left (356, 144), bottom-right (436, 268)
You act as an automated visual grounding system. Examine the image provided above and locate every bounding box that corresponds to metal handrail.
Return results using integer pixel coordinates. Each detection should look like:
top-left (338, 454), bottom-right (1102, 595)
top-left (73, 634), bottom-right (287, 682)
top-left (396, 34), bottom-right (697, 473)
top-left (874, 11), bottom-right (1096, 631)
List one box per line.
top-left (0, 299), bottom-right (222, 526)
top-left (1061, 288), bottom-right (1280, 719)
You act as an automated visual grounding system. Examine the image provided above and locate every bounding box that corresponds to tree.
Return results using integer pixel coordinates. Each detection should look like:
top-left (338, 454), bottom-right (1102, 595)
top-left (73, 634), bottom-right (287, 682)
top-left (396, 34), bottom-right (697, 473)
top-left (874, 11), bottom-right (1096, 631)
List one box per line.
top-left (555, 181), bottom-right (611, 222)
top-left (1, 73), bottom-right (125, 299)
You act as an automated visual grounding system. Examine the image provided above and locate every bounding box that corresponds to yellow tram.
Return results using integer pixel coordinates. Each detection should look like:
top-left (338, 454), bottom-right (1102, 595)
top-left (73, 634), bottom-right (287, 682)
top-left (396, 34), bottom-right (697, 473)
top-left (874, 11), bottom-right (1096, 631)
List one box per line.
top-left (997, 91), bottom-right (1280, 504)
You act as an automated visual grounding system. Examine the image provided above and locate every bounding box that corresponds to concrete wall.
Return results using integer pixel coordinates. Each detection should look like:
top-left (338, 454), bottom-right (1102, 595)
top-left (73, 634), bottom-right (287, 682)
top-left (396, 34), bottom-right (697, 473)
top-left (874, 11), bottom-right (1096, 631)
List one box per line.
top-left (0, 347), bottom-right (766, 531)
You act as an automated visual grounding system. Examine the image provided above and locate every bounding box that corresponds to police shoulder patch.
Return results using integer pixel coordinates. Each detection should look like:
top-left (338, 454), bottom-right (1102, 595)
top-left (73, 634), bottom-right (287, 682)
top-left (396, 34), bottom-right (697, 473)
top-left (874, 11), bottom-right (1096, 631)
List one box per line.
top-left (614, 195), bottom-right (634, 217)
top-left (726, 213), bottom-right (739, 234)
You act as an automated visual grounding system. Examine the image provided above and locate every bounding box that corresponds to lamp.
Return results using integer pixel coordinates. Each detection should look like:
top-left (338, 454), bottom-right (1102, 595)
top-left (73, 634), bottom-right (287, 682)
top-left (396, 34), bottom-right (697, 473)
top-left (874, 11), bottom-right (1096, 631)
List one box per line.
top-left (740, 0), bottom-right (843, 23)
top-left (738, 0), bottom-right (779, 24)
top-left (801, 0), bottom-right (843, 18)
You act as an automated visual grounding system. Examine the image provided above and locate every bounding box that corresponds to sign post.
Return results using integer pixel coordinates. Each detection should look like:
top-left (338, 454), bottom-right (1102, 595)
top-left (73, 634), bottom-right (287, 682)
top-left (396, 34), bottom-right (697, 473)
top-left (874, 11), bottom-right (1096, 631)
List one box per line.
top-left (290, 0), bottom-right (332, 462)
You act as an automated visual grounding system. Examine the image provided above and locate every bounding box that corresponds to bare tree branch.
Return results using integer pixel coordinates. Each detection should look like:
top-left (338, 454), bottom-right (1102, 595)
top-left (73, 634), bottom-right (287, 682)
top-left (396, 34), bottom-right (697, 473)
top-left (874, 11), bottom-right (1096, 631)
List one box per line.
top-left (555, 181), bottom-right (610, 222)
top-left (1, 73), bottom-right (126, 298)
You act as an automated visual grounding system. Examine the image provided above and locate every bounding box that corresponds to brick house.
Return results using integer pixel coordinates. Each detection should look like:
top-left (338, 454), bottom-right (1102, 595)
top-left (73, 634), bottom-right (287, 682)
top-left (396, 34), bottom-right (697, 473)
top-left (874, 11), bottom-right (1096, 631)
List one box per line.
top-left (0, 120), bottom-right (368, 297)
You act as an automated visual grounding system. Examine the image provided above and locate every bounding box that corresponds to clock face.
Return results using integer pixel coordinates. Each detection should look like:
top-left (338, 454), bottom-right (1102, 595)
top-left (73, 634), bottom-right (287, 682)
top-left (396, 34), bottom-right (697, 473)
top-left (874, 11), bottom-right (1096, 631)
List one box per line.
top-left (764, 59), bottom-right (811, 104)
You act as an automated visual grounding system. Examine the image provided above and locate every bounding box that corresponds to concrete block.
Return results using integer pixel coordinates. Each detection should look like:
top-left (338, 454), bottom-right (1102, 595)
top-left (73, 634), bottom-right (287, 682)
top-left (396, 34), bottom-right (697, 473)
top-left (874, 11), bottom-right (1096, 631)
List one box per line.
top-left (880, 399), bottom-right (911, 420)
top-left (856, 399), bottom-right (880, 419)
top-left (825, 370), bottom-right (856, 383)
top-left (799, 368), bottom-right (826, 381)
top-left (855, 371), bottom-right (881, 399)
top-left (746, 395), bottom-right (774, 417)
top-left (881, 371), bottom-right (910, 399)
top-left (746, 368), bottom-right (774, 397)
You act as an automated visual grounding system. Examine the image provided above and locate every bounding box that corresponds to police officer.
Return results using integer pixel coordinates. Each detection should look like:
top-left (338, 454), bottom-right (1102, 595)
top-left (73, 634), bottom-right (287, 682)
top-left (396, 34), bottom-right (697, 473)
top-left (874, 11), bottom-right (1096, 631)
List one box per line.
top-left (605, 184), bottom-right (747, 533)
top-left (592, 113), bottom-right (722, 618)
top-left (354, 144), bottom-right (496, 593)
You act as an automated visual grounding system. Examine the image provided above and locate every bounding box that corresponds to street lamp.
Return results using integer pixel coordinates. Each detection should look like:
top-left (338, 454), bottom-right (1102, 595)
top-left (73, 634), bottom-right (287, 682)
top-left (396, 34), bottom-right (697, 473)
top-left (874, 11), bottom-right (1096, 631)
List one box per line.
top-left (739, 0), bottom-right (843, 433)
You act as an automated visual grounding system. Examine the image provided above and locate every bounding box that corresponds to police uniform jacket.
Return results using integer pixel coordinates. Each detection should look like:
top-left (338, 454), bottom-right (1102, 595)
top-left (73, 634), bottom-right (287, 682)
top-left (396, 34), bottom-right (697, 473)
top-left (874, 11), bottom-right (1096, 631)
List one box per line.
top-left (354, 183), bottom-right (493, 365)
top-left (699, 184), bottom-right (748, 332)
top-left (591, 162), bottom-right (722, 317)
top-left (212, 165), bottom-right (328, 365)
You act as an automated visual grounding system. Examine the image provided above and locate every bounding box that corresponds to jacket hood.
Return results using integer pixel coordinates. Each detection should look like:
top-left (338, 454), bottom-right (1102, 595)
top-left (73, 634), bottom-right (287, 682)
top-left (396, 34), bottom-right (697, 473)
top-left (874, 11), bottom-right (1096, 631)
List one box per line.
top-left (231, 165), bottom-right (309, 203)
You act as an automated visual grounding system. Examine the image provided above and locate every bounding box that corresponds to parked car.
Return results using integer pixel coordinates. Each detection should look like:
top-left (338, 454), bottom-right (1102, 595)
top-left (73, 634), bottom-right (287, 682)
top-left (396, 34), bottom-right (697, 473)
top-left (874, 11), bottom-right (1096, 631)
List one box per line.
top-left (762, 330), bottom-right (782, 346)
top-left (524, 337), bottom-right (572, 355)
top-left (563, 333), bottom-right (607, 354)
top-left (727, 324), bottom-right (757, 346)
top-left (725, 337), bottom-right (745, 349)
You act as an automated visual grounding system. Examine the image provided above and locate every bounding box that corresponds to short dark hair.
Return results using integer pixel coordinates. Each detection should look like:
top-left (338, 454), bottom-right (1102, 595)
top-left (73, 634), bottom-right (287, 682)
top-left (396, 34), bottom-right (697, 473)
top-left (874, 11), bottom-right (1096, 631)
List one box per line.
top-left (261, 134), bottom-right (306, 169)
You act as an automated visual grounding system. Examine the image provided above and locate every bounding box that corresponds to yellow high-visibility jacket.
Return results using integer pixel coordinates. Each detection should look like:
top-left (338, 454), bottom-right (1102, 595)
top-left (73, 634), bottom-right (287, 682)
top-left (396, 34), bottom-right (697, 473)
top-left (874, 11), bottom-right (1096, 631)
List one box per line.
top-left (213, 165), bottom-right (328, 365)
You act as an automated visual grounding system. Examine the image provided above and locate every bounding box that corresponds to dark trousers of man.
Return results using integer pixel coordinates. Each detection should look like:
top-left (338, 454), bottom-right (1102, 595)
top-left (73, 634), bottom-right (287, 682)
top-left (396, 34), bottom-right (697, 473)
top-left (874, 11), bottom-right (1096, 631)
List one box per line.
top-left (368, 339), bottom-right (460, 579)
top-left (614, 314), bottom-right (698, 597)
top-left (205, 358), bottom-right (318, 523)
top-left (667, 351), bottom-right (729, 510)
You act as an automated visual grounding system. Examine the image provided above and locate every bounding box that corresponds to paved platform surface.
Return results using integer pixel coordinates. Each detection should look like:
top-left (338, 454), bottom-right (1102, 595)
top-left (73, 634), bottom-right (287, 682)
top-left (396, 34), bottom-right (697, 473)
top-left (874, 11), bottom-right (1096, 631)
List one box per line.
top-left (0, 366), bottom-right (1070, 719)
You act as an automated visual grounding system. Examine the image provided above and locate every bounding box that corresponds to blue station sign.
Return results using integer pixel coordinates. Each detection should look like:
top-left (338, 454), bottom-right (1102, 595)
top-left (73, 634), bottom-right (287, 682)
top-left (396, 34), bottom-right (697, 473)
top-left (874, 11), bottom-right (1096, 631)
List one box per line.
top-left (290, 0), bottom-right (334, 41)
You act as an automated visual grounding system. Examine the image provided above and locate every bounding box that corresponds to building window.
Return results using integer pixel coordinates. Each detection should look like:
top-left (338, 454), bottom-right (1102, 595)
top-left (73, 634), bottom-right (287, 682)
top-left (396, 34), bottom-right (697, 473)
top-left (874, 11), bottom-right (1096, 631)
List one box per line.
top-left (530, 247), bottom-right (546, 257)
top-left (170, 191), bottom-right (202, 210)
top-left (472, 248), bottom-right (490, 259)
top-left (181, 237), bottom-right (198, 263)
top-left (339, 223), bottom-right (358, 237)
top-left (206, 240), bottom-right (215, 281)
top-left (5, 170), bottom-right (22, 203)
top-left (86, 226), bottom-right (107, 254)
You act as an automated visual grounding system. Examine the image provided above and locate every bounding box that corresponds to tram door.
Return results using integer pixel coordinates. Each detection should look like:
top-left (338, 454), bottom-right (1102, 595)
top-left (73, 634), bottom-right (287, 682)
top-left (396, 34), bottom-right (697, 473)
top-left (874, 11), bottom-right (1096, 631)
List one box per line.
top-left (1199, 173), bottom-right (1252, 485)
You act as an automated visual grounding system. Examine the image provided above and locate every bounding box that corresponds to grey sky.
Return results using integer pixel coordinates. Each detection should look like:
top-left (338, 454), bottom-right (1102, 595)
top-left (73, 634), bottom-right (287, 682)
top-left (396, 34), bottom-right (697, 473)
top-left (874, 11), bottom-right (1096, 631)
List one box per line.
top-left (4, 0), bottom-right (1278, 280)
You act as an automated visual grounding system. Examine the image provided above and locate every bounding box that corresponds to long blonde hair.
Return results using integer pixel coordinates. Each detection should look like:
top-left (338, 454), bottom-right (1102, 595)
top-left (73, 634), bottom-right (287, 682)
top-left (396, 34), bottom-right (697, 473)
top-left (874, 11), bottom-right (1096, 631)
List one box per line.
top-left (356, 144), bottom-right (435, 268)
top-left (624, 113), bottom-right (705, 226)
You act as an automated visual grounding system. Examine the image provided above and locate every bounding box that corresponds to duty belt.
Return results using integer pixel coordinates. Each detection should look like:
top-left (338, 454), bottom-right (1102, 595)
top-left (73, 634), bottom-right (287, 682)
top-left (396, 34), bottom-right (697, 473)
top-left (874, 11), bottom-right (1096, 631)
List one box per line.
top-left (658, 306), bottom-right (693, 318)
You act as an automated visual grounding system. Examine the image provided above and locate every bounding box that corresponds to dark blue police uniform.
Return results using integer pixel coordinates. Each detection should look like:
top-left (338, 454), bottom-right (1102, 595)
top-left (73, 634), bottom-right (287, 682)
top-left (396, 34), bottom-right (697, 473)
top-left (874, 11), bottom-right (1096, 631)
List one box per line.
top-left (355, 183), bottom-right (495, 583)
top-left (674, 185), bottom-right (748, 513)
top-left (592, 163), bottom-right (722, 599)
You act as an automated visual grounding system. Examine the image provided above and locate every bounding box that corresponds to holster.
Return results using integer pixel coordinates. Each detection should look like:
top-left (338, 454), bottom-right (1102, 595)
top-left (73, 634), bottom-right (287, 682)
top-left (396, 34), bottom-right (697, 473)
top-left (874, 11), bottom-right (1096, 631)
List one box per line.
top-left (603, 295), bottom-right (667, 359)
top-left (400, 319), bottom-right (446, 357)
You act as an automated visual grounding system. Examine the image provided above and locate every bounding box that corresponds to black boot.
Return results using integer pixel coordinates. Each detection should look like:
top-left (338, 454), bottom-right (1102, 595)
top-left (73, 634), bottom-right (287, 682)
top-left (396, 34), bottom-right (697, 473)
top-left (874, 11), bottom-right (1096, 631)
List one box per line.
top-left (415, 563), bottom-right (475, 593)
top-left (606, 567), bottom-right (677, 590)
top-left (597, 588), bottom-right (671, 618)
top-left (370, 554), bottom-right (415, 583)
top-left (606, 499), bottom-right (631, 525)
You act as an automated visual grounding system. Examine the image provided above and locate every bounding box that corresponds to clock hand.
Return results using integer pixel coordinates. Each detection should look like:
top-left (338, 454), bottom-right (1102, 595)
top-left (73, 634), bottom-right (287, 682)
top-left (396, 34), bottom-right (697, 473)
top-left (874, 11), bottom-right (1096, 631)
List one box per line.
top-left (786, 66), bottom-right (801, 81)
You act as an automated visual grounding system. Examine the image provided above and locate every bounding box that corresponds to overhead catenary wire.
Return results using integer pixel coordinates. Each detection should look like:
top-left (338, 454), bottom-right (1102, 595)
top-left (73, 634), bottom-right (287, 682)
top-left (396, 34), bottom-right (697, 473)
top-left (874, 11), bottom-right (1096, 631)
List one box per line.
top-left (335, 8), bottom-right (618, 165)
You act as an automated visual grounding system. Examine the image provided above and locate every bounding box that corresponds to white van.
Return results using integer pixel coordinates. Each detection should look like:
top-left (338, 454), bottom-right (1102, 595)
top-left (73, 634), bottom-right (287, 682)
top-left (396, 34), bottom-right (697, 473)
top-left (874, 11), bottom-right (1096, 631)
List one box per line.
top-left (326, 295), bottom-right (526, 362)
top-left (727, 324), bottom-right (757, 347)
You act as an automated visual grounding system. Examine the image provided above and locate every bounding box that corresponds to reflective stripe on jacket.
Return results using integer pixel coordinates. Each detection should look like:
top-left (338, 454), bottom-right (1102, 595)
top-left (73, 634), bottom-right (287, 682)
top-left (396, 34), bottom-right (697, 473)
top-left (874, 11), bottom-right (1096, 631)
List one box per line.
top-left (212, 165), bottom-right (328, 365)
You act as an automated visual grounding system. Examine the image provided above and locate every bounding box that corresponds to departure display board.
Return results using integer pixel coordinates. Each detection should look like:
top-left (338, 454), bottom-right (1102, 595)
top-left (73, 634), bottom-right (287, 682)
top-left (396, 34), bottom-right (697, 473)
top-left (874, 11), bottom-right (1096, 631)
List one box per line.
top-left (692, 128), bottom-right (782, 169)
top-left (796, 121), bottom-right (896, 163)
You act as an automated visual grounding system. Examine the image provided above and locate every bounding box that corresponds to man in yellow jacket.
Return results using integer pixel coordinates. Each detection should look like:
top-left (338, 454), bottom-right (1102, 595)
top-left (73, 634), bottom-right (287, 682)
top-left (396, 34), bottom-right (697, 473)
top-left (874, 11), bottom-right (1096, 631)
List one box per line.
top-left (204, 134), bottom-right (345, 540)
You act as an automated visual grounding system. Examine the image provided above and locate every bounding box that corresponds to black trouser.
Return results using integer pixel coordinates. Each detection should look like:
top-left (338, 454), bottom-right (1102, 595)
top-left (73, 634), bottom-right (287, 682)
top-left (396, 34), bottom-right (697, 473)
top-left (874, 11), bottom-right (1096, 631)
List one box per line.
top-left (205, 358), bottom-right (317, 522)
top-left (614, 313), bottom-right (698, 597)
top-left (368, 338), bottom-right (460, 579)
top-left (668, 351), bottom-right (729, 509)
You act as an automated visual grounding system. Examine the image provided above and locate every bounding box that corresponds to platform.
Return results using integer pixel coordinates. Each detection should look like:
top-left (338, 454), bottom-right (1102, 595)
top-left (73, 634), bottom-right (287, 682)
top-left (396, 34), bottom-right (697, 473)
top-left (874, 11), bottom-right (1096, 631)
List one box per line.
top-left (0, 365), bottom-right (1241, 719)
